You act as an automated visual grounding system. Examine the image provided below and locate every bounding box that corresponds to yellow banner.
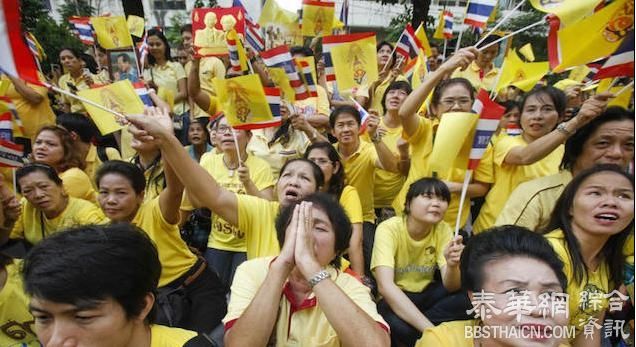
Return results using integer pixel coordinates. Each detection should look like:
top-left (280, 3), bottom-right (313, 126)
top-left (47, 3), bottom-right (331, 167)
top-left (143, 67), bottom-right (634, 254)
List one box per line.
top-left (414, 23), bottom-right (432, 57)
top-left (127, 15), bottom-right (145, 38)
top-left (301, 1), bottom-right (335, 37)
top-left (91, 16), bottom-right (134, 49)
top-left (496, 49), bottom-right (549, 92)
top-left (78, 80), bottom-right (143, 135)
top-left (529, 0), bottom-right (602, 26)
top-left (427, 112), bottom-right (479, 178)
top-left (213, 75), bottom-right (273, 127)
top-left (330, 34), bottom-right (378, 97)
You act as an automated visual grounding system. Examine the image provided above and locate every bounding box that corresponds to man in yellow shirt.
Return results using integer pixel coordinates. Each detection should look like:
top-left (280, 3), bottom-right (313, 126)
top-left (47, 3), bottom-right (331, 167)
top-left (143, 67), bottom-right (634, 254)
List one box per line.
top-left (330, 105), bottom-right (399, 278)
top-left (22, 223), bottom-right (216, 347)
top-left (451, 35), bottom-right (501, 92)
top-left (496, 107), bottom-right (634, 231)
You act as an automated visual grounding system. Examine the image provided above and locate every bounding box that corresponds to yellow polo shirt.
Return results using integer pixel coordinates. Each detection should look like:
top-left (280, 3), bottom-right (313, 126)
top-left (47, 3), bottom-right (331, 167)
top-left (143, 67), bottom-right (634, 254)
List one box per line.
top-left (357, 74), bottom-right (409, 113)
top-left (363, 119), bottom-right (406, 208)
top-left (59, 167), bottom-right (97, 203)
top-left (150, 325), bottom-right (197, 347)
top-left (131, 198), bottom-right (198, 287)
top-left (247, 129), bottom-right (310, 178)
top-left (473, 136), bottom-right (564, 233)
top-left (224, 257), bottom-right (388, 346)
top-left (0, 260), bottom-right (40, 347)
top-left (84, 145), bottom-right (122, 187)
top-left (545, 229), bottom-right (611, 338)
top-left (340, 185), bottom-right (363, 224)
top-left (10, 197), bottom-right (107, 245)
top-left (143, 61), bottom-right (187, 114)
top-left (198, 153), bottom-right (275, 252)
top-left (496, 170), bottom-right (573, 232)
top-left (1, 74), bottom-right (55, 140)
top-left (58, 72), bottom-right (107, 113)
top-left (339, 141), bottom-right (379, 223)
top-left (371, 216), bottom-right (452, 293)
top-left (237, 195), bottom-right (281, 259)
top-left (451, 61), bottom-right (500, 92)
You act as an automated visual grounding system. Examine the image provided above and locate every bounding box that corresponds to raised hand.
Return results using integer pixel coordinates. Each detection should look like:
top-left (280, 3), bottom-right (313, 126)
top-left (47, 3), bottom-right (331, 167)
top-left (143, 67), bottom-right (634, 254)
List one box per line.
top-left (443, 235), bottom-right (464, 268)
top-left (126, 106), bottom-right (174, 145)
top-left (442, 47), bottom-right (479, 73)
top-left (573, 92), bottom-right (613, 126)
top-left (294, 202), bottom-right (322, 279)
top-left (237, 163), bottom-right (251, 186)
top-left (366, 109), bottom-right (382, 140)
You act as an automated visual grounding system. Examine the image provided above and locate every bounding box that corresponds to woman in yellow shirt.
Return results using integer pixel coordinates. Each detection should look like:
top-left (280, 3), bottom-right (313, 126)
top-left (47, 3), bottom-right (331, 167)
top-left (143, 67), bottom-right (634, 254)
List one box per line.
top-left (418, 225), bottom-right (570, 347)
top-left (0, 163), bottom-right (106, 247)
top-left (31, 125), bottom-right (97, 202)
top-left (305, 142), bottom-right (364, 275)
top-left (543, 164), bottom-right (634, 345)
top-left (372, 178), bottom-right (467, 346)
top-left (473, 87), bottom-right (613, 233)
top-left (355, 41), bottom-right (407, 112)
top-left (57, 47), bottom-right (105, 113)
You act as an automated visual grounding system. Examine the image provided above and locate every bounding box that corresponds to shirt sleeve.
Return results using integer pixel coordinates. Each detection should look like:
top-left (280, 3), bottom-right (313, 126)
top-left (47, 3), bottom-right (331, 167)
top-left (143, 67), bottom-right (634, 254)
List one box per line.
top-left (495, 183), bottom-right (543, 231)
top-left (370, 219), bottom-right (397, 270)
top-left (493, 136), bottom-right (522, 166)
top-left (223, 260), bottom-right (265, 328)
top-left (340, 186), bottom-right (363, 224)
top-left (250, 159), bottom-right (275, 191)
top-left (474, 143), bottom-right (495, 183)
top-left (77, 204), bottom-right (108, 225)
top-left (61, 169), bottom-right (96, 202)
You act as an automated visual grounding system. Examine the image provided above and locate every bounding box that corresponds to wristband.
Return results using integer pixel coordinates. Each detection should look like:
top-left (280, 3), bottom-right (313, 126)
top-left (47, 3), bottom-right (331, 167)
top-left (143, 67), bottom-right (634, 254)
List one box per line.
top-left (308, 269), bottom-right (330, 288)
top-left (556, 123), bottom-right (574, 136)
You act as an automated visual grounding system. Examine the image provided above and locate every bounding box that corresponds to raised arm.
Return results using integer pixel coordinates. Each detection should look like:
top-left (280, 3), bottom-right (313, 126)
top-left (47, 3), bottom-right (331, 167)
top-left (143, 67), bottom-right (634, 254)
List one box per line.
top-left (126, 108), bottom-right (240, 227)
top-left (441, 235), bottom-right (463, 292)
top-left (5, 74), bottom-right (44, 104)
top-left (367, 111), bottom-right (399, 173)
top-left (158, 154), bottom-right (184, 225)
top-left (399, 48), bottom-right (478, 137)
top-left (504, 93), bottom-right (612, 165)
top-left (187, 58), bottom-right (213, 112)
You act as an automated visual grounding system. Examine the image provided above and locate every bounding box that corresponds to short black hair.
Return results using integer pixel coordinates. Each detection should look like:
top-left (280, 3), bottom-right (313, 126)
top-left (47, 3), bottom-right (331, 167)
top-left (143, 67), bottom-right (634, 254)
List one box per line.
top-left (22, 223), bottom-right (161, 323)
top-left (16, 163), bottom-right (63, 194)
top-left (404, 177), bottom-right (451, 215)
top-left (460, 225), bottom-right (567, 292)
top-left (381, 80), bottom-right (412, 114)
top-left (520, 86), bottom-right (567, 121)
top-left (96, 160), bottom-right (146, 194)
top-left (275, 193), bottom-right (352, 268)
top-left (561, 106), bottom-right (634, 171)
top-left (545, 164), bottom-right (634, 287)
top-left (290, 45), bottom-right (314, 57)
top-left (431, 77), bottom-right (475, 109)
top-left (56, 112), bottom-right (98, 143)
top-left (180, 24), bottom-right (192, 34)
top-left (329, 105), bottom-right (361, 129)
top-left (117, 53), bottom-right (131, 63)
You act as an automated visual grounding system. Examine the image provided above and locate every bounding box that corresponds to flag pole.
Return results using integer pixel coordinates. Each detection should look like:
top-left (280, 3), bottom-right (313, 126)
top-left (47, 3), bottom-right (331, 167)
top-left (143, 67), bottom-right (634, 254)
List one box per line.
top-left (231, 129), bottom-right (244, 166)
top-left (475, 0), bottom-right (527, 47)
top-left (454, 169), bottom-right (472, 238)
top-left (477, 18), bottom-right (545, 51)
top-left (45, 82), bottom-right (126, 120)
top-left (454, 28), bottom-right (464, 52)
top-left (614, 80), bottom-right (634, 97)
top-left (442, 39), bottom-right (448, 60)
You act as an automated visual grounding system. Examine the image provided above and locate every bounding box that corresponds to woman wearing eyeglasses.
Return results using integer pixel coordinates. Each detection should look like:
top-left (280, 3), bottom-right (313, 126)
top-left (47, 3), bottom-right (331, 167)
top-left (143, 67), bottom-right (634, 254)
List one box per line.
top-left (0, 163), bottom-right (106, 248)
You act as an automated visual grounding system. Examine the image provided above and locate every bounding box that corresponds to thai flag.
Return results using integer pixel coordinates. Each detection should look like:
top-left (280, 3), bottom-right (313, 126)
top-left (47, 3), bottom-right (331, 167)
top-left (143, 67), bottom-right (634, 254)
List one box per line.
top-left (232, 87), bottom-right (282, 130)
top-left (322, 32), bottom-right (375, 82)
top-left (232, 0), bottom-right (254, 22)
top-left (25, 32), bottom-right (41, 61)
top-left (245, 19), bottom-right (265, 53)
top-left (132, 82), bottom-right (154, 106)
top-left (296, 59), bottom-right (318, 97)
top-left (260, 45), bottom-right (310, 100)
top-left (69, 16), bottom-right (95, 45)
top-left (594, 30), bottom-right (634, 80)
top-left (468, 89), bottom-right (505, 170)
top-left (138, 31), bottom-right (149, 68)
top-left (403, 57), bottom-right (418, 81)
top-left (0, 0), bottom-right (42, 84)
top-left (0, 96), bottom-right (23, 141)
top-left (506, 122), bottom-right (522, 136)
top-left (395, 24), bottom-right (422, 60)
top-left (350, 97), bottom-right (371, 133)
top-left (443, 10), bottom-right (454, 38)
top-left (0, 139), bottom-right (23, 168)
top-left (464, 0), bottom-right (497, 29)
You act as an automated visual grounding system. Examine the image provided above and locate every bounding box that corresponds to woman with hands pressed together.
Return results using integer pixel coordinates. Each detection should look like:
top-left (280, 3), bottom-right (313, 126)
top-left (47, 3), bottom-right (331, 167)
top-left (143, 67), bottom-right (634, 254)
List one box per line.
top-left (223, 194), bottom-right (390, 347)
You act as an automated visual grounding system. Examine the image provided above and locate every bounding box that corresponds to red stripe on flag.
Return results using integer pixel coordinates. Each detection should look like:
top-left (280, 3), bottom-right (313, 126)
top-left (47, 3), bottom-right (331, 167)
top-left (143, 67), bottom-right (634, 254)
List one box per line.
top-left (547, 15), bottom-right (561, 71)
top-left (2, 0), bottom-right (41, 84)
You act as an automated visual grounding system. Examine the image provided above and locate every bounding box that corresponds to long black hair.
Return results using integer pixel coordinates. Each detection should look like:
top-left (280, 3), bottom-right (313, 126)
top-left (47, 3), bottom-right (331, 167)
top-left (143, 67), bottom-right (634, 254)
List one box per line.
top-left (146, 28), bottom-right (172, 66)
top-left (304, 142), bottom-right (346, 198)
top-left (544, 164), bottom-right (634, 287)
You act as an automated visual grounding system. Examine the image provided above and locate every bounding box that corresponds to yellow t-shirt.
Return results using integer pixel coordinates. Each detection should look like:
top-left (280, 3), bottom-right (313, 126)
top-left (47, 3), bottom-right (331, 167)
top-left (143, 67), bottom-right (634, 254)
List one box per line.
top-left (339, 141), bottom-right (379, 223)
top-left (84, 145), bottom-right (122, 187)
top-left (237, 195), bottom-right (281, 259)
top-left (340, 185), bottom-right (363, 224)
top-left (473, 136), bottom-right (564, 233)
top-left (247, 128), bottom-right (310, 178)
top-left (131, 198), bottom-right (198, 287)
top-left (450, 61), bottom-right (500, 92)
top-left (199, 153), bottom-right (274, 252)
top-left (363, 119), bottom-right (406, 208)
top-left (473, 132), bottom-right (509, 186)
top-left (417, 320), bottom-right (475, 347)
top-left (1, 74), bottom-right (55, 140)
top-left (143, 61), bottom-right (187, 114)
top-left (0, 260), bottom-right (40, 346)
top-left (223, 257), bottom-right (388, 347)
top-left (392, 117), bottom-right (435, 214)
top-left (59, 167), bottom-right (97, 203)
top-left (357, 74), bottom-right (409, 113)
top-left (495, 170), bottom-right (572, 232)
top-left (10, 197), bottom-right (107, 245)
top-left (58, 72), bottom-right (107, 113)
top-left (150, 324), bottom-right (197, 347)
top-left (371, 216), bottom-right (452, 293)
top-left (545, 229), bottom-right (611, 338)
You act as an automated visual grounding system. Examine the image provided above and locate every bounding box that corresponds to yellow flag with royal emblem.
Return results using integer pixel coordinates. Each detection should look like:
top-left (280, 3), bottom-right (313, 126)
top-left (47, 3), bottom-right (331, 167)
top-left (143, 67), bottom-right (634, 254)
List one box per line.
top-left (495, 49), bottom-right (549, 92)
top-left (91, 16), bottom-right (134, 49)
top-left (529, 0), bottom-right (603, 26)
top-left (213, 75), bottom-right (275, 128)
top-left (568, 65), bottom-right (592, 82)
top-left (127, 15), bottom-right (145, 38)
top-left (301, 1), bottom-right (335, 37)
top-left (330, 32), bottom-right (378, 97)
top-left (78, 80), bottom-right (144, 135)
top-left (411, 50), bottom-right (429, 89)
top-left (268, 67), bottom-right (296, 102)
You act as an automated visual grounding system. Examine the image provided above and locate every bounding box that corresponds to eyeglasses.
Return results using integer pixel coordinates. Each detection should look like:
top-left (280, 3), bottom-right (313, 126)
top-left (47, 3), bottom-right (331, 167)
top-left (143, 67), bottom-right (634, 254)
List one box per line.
top-left (216, 126), bottom-right (233, 134)
top-left (440, 97), bottom-right (472, 108)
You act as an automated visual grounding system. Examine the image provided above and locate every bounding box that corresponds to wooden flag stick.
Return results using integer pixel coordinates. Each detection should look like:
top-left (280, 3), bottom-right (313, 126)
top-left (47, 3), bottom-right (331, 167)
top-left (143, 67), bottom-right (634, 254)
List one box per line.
top-left (475, 0), bottom-right (527, 48)
top-left (477, 18), bottom-right (545, 52)
top-left (231, 129), bottom-right (244, 167)
top-left (454, 169), bottom-right (472, 238)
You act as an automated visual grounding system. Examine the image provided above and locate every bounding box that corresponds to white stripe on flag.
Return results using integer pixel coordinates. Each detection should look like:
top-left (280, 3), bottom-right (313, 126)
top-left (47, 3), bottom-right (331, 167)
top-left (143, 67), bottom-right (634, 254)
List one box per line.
top-left (475, 118), bottom-right (499, 130)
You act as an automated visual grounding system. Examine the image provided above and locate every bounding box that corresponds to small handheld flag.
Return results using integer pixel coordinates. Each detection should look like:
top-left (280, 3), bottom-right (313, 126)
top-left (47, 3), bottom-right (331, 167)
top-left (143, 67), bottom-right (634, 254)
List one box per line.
top-left (395, 24), bottom-right (422, 61)
top-left (0, 139), bottom-right (23, 168)
top-left (464, 0), bottom-right (497, 29)
top-left (69, 16), bottom-right (95, 45)
top-left (468, 89), bottom-right (506, 170)
top-left (260, 45), bottom-right (310, 100)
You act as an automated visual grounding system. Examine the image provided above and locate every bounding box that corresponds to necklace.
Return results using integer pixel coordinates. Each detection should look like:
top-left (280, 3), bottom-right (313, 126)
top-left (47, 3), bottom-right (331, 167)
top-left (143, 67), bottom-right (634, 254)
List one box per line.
top-left (222, 155), bottom-right (239, 177)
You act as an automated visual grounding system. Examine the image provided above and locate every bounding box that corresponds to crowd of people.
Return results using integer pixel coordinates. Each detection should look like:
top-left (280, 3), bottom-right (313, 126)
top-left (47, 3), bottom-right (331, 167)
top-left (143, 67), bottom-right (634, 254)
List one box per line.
top-left (0, 13), bottom-right (633, 347)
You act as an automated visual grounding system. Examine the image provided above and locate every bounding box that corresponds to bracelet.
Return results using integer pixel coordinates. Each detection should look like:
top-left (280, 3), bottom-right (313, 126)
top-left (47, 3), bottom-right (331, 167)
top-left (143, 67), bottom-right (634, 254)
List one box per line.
top-left (308, 269), bottom-right (330, 288)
